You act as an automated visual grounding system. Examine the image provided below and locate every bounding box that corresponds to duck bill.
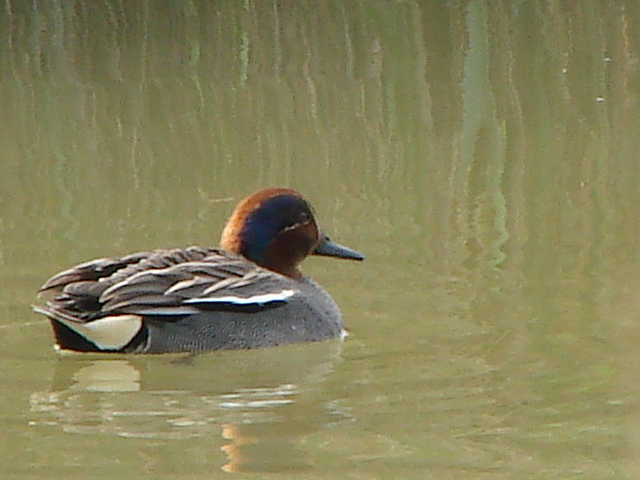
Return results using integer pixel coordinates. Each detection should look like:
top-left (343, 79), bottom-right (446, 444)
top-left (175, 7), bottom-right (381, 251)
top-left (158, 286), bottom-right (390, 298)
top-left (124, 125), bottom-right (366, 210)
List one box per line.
top-left (313, 233), bottom-right (364, 261)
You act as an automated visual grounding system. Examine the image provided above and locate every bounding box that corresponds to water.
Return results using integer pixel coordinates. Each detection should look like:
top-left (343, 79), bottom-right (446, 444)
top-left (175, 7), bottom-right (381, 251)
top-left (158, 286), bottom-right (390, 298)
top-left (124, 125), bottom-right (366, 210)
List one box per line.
top-left (2, 1), bottom-right (640, 478)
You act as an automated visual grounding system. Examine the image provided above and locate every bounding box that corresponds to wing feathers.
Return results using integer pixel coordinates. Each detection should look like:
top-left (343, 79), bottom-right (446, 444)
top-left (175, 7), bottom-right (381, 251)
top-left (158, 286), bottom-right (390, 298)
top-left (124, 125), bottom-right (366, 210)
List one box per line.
top-left (36, 247), bottom-right (298, 324)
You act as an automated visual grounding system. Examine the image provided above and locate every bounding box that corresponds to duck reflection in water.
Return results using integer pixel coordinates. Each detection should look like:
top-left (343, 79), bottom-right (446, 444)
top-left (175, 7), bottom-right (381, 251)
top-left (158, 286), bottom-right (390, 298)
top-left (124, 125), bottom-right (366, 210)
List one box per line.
top-left (28, 341), bottom-right (353, 473)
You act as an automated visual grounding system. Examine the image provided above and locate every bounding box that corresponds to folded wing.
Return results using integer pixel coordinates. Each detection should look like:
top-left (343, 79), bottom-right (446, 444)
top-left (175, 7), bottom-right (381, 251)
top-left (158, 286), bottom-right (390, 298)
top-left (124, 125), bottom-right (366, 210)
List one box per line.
top-left (36, 247), bottom-right (297, 323)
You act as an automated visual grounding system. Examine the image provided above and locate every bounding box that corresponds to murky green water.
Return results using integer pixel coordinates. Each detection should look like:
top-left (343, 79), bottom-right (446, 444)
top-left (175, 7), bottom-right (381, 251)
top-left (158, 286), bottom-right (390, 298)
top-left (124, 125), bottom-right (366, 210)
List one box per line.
top-left (2, 1), bottom-right (640, 478)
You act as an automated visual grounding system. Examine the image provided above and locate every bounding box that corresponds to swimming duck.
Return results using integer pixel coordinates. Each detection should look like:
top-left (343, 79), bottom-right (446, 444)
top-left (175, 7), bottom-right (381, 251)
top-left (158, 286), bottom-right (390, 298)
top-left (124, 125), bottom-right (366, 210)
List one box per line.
top-left (34, 188), bottom-right (364, 353)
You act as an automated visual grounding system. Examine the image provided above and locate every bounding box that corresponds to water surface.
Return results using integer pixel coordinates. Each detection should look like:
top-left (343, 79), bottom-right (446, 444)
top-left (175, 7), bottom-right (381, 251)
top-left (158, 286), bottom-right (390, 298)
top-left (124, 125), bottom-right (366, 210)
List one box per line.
top-left (2, 1), bottom-right (640, 478)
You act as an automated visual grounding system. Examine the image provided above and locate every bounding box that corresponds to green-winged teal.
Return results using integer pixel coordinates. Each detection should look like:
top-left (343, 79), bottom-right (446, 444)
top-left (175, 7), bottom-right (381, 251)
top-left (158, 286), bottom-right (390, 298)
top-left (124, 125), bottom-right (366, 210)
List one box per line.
top-left (34, 188), bottom-right (364, 353)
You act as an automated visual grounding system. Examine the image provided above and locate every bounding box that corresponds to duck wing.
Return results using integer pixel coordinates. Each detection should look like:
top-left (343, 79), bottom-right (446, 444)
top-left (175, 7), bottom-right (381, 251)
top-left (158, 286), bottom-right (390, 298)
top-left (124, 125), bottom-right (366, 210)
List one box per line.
top-left (36, 247), bottom-right (296, 323)
top-left (38, 247), bottom-right (215, 293)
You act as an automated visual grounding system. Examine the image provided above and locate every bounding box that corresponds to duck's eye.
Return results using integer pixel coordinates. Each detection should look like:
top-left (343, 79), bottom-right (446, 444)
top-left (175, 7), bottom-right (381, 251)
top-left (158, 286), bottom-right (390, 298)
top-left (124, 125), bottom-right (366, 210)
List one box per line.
top-left (299, 212), bottom-right (311, 224)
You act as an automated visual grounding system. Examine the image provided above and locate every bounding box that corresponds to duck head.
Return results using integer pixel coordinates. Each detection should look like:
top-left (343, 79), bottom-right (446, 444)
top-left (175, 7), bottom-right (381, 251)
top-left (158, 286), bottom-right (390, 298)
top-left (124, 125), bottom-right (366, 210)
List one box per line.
top-left (220, 188), bottom-right (364, 278)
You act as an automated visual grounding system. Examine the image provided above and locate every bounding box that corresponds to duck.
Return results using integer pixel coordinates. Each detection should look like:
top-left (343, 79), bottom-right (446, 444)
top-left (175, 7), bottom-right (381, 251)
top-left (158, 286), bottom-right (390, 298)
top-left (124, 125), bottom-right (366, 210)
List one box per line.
top-left (33, 188), bottom-right (364, 354)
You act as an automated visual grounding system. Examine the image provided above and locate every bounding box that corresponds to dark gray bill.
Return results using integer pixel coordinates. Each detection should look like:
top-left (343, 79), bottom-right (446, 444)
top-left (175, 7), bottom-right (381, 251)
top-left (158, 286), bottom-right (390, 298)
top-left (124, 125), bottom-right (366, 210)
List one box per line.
top-left (313, 233), bottom-right (364, 260)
